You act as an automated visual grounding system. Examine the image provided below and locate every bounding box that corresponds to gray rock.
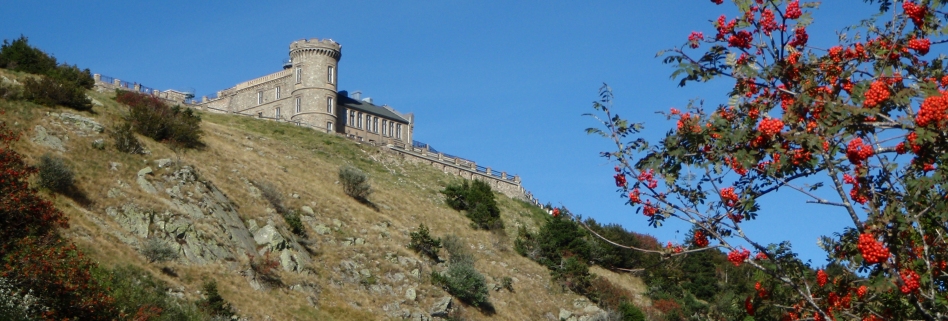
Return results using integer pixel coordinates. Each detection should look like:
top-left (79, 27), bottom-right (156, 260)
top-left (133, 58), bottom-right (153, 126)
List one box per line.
top-left (411, 311), bottom-right (432, 321)
top-left (280, 249), bottom-right (297, 272)
top-left (313, 224), bottom-right (330, 235)
top-left (247, 219), bottom-right (259, 234)
top-left (31, 125), bottom-right (64, 151)
top-left (109, 162), bottom-right (121, 171)
top-left (137, 167), bottom-right (157, 194)
top-left (332, 219), bottom-right (343, 227)
top-left (355, 237), bottom-right (365, 245)
top-left (58, 113), bottom-right (104, 133)
top-left (253, 225), bottom-right (286, 250)
top-left (405, 287), bottom-right (416, 301)
top-left (411, 269), bottom-right (420, 278)
top-left (92, 139), bottom-right (105, 150)
top-left (559, 309), bottom-right (573, 321)
top-left (155, 158), bottom-right (173, 168)
top-left (300, 206), bottom-right (314, 215)
top-left (430, 296), bottom-right (452, 318)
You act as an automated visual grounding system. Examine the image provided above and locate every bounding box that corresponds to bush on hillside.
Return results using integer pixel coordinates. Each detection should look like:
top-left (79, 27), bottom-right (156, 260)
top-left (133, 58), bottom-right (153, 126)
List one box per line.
top-left (618, 302), bottom-right (645, 321)
top-left (111, 122), bottom-right (145, 154)
top-left (0, 36), bottom-right (57, 75)
top-left (339, 165), bottom-right (371, 201)
top-left (95, 265), bottom-right (204, 321)
top-left (116, 91), bottom-right (202, 149)
top-left (408, 223), bottom-right (442, 262)
top-left (431, 234), bottom-right (491, 308)
top-left (22, 76), bottom-right (92, 111)
top-left (441, 180), bottom-right (502, 230)
top-left (0, 82), bottom-right (21, 101)
top-left (198, 280), bottom-right (236, 319)
top-left (36, 154), bottom-right (74, 194)
top-left (141, 238), bottom-right (178, 263)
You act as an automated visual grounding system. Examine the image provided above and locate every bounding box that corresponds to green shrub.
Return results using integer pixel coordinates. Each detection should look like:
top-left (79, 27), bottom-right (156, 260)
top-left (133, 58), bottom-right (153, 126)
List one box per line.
top-left (22, 76), bottom-right (92, 111)
top-left (500, 276), bottom-right (513, 292)
top-left (441, 180), bottom-right (502, 230)
top-left (618, 302), bottom-right (645, 321)
top-left (0, 82), bottom-right (21, 101)
top-left (111, 122), bottom-right (145, 154)
top-left (283, 210), bottom-right (305, 236)
top-left (116, 91), bottom-right (202, 149)
top-left (553, 256), bottom-right (591, 294)
top-left (432, 263), bottom-right (490, 308)
top-left (141, 238), bottom-right (178, 263)
top-left (442, 234), bottom-right (473, 266)
top-left (408, 223), bottom-right (442, 262)
top-left (95, 265), bottom-right (204, 321)
top-left (198, 280), bottom-right (236, 318)
top-left (339, 165), bottom-right (371, 201)
top-left (0, 36), bottom-right (56, 75)
top-left (47, 63), bottom-right (93, 90)
top-left (36, 154), bottom-right (73, 193)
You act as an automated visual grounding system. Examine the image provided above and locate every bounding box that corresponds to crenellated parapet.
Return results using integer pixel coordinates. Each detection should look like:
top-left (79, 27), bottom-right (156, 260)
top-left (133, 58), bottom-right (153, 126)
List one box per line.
top-left (289, 38), bottom-right (341, 60)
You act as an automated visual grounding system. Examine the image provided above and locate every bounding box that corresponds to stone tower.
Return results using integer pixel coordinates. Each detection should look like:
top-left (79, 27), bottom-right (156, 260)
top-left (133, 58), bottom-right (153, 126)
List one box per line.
top-left (288, 38), bottom-right (342, 131)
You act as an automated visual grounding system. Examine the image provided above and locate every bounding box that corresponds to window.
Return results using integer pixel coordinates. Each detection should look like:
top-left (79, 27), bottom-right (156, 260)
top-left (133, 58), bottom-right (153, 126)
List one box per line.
top-left (396, 124), bottom-right (402, 139)
top-left (296, 68), bottom-right (302, 83)
top-left (389, 122), bottom-right (394, 137)
top-left (373, 117), bottom-right (378, 133)
top-left (257, 91), bottom-right (263, 104)
top-left (275, 86), bottom-right (281, 99)
top-left (349, 111), bottom-right (356, 126)
top-left (382, 120), bottom-right (388, 136)
top-left (328, 66), bottom-right (335, 84)
top-left (295, 97), bottom-right (301, 113)
top-left (327, 122), bottom-right (333, 132)
top-left (357, 112), bottom-right (363, 129)
top-left (275, 107), bottom-right (281, 119)
top-left (326, 97), bottom-right (334, 114)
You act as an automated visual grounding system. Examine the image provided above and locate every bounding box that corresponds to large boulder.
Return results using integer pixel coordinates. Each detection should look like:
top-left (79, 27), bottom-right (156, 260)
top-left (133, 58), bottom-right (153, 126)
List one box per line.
top-left (430, 296), bottom-right (452, 318)
top-left (253, 225), bottom-right (287, 251)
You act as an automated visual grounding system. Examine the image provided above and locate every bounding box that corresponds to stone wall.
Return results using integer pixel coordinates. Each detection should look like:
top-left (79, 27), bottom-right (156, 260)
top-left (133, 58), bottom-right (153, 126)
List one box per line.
top-left (93, 74), bottom-right (191, 105)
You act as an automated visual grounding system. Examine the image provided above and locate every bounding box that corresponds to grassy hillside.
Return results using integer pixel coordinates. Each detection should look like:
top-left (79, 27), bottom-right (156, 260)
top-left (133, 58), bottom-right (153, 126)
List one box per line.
top-left (0, 67), bottom-right (648, 320)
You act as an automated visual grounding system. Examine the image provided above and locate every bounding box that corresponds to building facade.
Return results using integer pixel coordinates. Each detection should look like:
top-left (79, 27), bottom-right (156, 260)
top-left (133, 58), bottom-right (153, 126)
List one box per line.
top-left (199, 38), bottom-right (413, 146)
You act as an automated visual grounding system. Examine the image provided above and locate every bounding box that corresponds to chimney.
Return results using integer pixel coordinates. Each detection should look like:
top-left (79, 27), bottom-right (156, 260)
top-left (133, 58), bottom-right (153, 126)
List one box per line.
top-left (362, 97), bottom-right (373, 104)
top-left (351, 91), bottom-right (362, 101)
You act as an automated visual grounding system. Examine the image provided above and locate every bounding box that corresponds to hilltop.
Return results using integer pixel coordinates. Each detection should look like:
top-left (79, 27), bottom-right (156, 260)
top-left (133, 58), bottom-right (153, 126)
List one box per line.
top-left (0, 66), bottom-right (651, 320)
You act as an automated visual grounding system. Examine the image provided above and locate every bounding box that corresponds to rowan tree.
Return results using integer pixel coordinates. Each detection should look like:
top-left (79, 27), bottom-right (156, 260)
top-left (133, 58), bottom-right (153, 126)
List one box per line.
top-left (588, 0), bottom-right (948, 319)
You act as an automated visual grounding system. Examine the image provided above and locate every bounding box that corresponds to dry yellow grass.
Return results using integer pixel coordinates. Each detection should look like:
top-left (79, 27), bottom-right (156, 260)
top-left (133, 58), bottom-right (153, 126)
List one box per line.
top-left (0, 69), bottom-right (649, 320)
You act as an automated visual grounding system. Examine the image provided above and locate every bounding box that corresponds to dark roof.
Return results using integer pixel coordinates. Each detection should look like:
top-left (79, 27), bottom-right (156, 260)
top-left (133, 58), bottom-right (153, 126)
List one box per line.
top-left (337, 94), bottom-right (409, 123)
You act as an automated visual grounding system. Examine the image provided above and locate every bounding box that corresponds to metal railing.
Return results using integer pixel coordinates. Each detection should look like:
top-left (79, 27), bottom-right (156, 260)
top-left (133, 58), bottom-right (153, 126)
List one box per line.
top-left (139, 86), bottom-right (155, 94)
top-left (119, 80), bottom-right (134, 89)
top-left (99, 75), bottom-right (115, 84)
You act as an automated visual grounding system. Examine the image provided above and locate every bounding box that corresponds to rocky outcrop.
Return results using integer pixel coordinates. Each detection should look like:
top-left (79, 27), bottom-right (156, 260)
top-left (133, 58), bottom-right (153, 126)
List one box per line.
top-left (31, 125), bottom-right (64, 151)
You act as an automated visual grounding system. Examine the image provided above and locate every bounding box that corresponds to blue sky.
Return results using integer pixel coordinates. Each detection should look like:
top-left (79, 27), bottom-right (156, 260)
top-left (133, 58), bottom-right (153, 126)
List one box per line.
top-left (0, 1), bottom-right (885, 265)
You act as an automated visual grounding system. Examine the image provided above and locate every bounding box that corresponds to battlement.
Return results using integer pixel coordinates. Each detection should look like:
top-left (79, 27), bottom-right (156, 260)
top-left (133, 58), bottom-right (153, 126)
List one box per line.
top-left (289, 38), bottom-right (341, 60)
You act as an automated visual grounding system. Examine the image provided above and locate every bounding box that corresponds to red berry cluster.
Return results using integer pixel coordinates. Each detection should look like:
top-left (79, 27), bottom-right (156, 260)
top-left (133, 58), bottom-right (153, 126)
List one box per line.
top-left (908, 37), bottom-right (931, 55)
top-left (863, 80), bottom-right (890, 108)
top-left (856, 285), bottom-right (868, 298)
top-left (715, 15), bottom-right (737, 40)
top-left (729, 30), bottom-right (754, 49)
top-left (754, 252), bottom-right (768, 260)
top-left (843, 173), bottom-right (869, 204)
top-left (757, 117), bottom-right (784, 138)
top-left (858, 233), bottom-right (890, 264)
top-left (614, 173), bottom-right (627, 187)
top-left (785, 0), bottom-right (802, 19)
top-left (745, 296), bottom-right (755, 316)
top-left (694, 230), bottom-right (709, 247)
top-left (899, 269), bottom-right (920, 294)
top-left (552, 208), bottom-right (560, 217)
top-left (903, 1), bottom-right (926, 27)
top-left (638, 169), bottom-right (658, 189)
top-left (728, 247), bottom-right (751, 266)
top-left (817, 269), bottom-right (828, 287)
top-left (711, 0), bottom-right (723, 4)
top-left (629, 188), bottom-right (641, 204)
top-left (915, 92), bottom-right (948, 127)
top-left (754, 282), bottom-right (768, 298)
top-left (725, 157), bottom-right (749, 176)
top-left (759, 8), bottom-right (778, 36)
top-left (643, 200), bottom-right (658, 216)
top-left (787, 26), bottom-right (808, 48)
top-left (720, 187), bottom-right (740, 207)
top-left (846, 137), bottom-right (874, 166)
top-left (688, 31), bottom-right (704, 49)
